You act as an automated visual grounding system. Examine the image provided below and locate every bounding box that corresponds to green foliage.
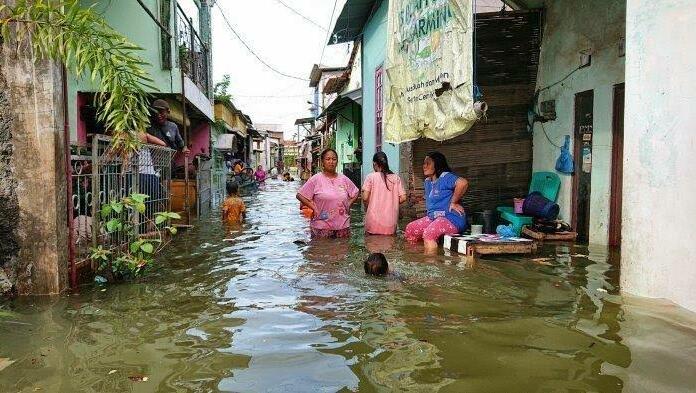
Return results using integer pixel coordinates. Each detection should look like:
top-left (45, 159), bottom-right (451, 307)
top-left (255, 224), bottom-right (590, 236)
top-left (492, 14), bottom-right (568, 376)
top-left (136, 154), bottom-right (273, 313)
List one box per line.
top-left (327, 132), bottom-right (336, 151)
top-left (0, 0), bottom-right (155, 153)
top-left (214, 74), bottom-right (233, 106)
top-left (90, 192), bottom-right (180, 280)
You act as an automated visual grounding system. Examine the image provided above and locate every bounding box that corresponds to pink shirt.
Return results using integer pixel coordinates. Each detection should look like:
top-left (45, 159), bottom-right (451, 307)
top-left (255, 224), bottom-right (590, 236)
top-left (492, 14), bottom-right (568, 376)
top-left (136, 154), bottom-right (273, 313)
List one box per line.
top-left (299, 173), bottom-right (359, 230)
top-left (362, 172), bottom-right (406, 235)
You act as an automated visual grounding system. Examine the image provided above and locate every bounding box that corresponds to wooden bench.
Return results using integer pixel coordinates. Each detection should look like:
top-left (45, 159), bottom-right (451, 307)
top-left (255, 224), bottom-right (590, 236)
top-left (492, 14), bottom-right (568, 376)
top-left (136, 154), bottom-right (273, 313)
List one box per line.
top-left (443, 235), bottom-right (537, 264)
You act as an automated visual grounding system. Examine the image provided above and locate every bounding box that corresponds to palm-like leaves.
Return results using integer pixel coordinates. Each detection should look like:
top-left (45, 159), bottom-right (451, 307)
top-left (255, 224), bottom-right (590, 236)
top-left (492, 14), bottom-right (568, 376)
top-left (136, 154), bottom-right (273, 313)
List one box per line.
top-left (1, 0), bottom-right (156, 153)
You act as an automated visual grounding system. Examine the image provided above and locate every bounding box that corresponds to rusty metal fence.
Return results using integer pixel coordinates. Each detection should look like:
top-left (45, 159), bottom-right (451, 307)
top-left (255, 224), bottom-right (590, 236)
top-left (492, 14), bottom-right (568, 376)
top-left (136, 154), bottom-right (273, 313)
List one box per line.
top-left (211, 153), bottom-right (228, 207)
top-left (70, 136), bottom-right (174, 268)
top-left (196, 156), bottom-right (212, 216)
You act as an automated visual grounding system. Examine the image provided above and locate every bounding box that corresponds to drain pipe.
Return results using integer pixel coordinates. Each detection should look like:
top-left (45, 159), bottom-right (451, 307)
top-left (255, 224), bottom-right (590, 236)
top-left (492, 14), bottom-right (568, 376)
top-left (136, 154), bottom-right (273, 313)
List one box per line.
top-left (181, 69), bottom-right (190, 225)
top-left (62, 66), bottom-right (77, 291)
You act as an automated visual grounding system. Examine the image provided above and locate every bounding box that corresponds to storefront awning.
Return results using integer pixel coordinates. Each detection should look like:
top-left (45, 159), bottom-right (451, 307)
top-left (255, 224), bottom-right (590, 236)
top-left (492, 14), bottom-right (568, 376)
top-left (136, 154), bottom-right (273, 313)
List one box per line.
top-left (329, 0), bottom-right (383, 44)
top-left (249, 128), bottom-right (263, 138)
top-left (318, 95), bottom-right (359, 118)
top-left (229, 127), bottom-right (247, 138)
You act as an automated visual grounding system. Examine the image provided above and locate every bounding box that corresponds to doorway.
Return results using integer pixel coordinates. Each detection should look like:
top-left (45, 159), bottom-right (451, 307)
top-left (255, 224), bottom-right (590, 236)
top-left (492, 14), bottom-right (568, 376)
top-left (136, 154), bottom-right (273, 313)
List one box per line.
top-left (572, 90), bottom-right (594, 243)
top-left (609, 83), bottom-right (625, 247)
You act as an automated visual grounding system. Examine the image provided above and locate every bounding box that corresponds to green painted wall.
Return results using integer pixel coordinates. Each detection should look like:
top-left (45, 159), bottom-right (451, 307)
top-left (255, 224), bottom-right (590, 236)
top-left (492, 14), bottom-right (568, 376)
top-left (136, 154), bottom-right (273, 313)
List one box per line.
top-left (67, 0), bottom-right (184, 142)
top-left (336, 103), bottom-right (361, 172)
top-left (532, 0), bottom-right (625, 245)
top-left (360, 0), bottom-right (400, 182)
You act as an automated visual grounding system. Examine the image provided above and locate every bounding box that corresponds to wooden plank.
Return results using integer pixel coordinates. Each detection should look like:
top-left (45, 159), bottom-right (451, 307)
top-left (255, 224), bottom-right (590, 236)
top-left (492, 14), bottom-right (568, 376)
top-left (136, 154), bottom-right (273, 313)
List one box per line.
top-left (522, 227), bottom-right (578, 241)
top-left (471, 242), bottom-right (536, 255)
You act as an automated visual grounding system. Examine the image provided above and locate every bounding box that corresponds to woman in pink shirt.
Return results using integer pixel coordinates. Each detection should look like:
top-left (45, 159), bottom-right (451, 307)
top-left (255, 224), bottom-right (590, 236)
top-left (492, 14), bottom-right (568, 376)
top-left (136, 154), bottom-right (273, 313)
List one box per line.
top-left (297, 148), bottom-right (359, 238)
top-left (362, 152), bottom-right (406, 235)
top-left (254, 165), bottom-right (267, 183)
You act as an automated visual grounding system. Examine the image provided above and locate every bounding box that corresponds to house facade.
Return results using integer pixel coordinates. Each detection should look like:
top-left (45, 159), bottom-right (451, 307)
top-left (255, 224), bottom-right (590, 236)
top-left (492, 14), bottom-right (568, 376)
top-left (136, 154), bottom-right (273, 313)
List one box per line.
top-left (68, 0), bottom-right (214, 152)
top-left (326, 0), bottom-right (696, 313)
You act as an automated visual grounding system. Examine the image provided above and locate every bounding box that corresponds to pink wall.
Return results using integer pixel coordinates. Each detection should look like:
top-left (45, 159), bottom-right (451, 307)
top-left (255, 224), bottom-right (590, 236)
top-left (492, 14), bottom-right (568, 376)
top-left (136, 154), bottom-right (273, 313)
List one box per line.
top-left (174, 122), bottom-right (210, 167)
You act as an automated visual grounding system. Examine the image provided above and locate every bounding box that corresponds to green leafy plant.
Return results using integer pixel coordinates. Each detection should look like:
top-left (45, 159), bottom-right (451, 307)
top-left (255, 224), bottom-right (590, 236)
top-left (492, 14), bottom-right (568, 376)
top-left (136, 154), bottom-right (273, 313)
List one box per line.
top-left (90, 193), bottom-right (180, 280)
top-left (214, 74), bottom-right (233, 106)
top-left (178, 45), bottom-right (190, 73)
top-left (0, 0), bottom-right (155, 153)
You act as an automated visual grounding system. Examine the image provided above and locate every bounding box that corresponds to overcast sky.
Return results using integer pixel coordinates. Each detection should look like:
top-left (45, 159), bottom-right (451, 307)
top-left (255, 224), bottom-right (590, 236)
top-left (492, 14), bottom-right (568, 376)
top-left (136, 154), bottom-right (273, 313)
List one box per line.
top-left (209, 0), bottom-right (508, 139)
top-left (211, 0), bottom-right (350, 139)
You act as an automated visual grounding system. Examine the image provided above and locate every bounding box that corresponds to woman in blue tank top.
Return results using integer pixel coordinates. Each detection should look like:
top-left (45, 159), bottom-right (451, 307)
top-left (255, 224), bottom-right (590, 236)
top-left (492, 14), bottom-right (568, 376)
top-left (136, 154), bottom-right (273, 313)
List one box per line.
top-left (404, 152), bottom-right (469, 253)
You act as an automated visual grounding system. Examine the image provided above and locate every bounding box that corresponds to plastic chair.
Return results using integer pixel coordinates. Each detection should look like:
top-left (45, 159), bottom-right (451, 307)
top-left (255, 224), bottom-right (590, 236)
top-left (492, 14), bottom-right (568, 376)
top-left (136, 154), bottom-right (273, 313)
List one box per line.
top-left (496, 172), bottom-right (561, 235)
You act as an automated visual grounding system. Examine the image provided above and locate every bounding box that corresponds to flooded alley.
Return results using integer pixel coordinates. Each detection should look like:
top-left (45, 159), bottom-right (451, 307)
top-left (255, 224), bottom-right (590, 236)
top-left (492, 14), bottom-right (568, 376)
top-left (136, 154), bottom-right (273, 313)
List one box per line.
top-left (1, 181), bottom-right (696, 392)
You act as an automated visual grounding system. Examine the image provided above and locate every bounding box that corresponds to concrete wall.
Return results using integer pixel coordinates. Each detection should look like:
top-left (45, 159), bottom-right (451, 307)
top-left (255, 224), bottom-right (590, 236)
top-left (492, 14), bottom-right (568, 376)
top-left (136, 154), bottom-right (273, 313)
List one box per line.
top-left (622, 0), bottom-right (696, 312)
top-left (361, 0), bottom-right (400, 182)
top-left (532, 0), bottom-right (625, 245)
top-left (0, 38), bottom-right (69, 295)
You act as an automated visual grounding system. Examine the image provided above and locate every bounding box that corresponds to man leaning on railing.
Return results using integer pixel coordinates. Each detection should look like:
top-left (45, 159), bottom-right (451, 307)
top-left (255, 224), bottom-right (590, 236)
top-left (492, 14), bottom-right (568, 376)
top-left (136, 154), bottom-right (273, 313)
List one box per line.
top-left (147, 99), bottom-right (190, 157)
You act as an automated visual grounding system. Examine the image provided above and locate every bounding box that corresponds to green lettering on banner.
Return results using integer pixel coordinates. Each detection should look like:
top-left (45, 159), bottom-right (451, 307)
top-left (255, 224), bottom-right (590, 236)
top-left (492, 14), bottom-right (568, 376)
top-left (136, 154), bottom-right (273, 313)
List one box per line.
top-left (385, 0), bottom-right (478, 143)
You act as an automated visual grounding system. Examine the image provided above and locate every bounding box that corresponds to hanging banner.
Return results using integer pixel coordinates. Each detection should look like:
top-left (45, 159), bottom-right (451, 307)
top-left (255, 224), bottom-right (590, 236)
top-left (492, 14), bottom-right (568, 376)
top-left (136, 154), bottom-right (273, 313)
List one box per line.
top-left (384, 0), bottom-right (477, 143)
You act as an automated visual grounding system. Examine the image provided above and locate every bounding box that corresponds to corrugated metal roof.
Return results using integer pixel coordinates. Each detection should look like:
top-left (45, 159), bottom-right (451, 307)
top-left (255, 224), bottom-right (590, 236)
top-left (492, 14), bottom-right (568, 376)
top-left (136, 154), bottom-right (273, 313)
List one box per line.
top-left (323, 75), bottom-right (349, 94)
top-left (294, 117), bottom-right (315, 125)
top-left (328, 0), bottom-right (383, 45)
top-left (309, 64), bottom-right (349, 87)
top-left (318, 96), bottom-right (354, 118)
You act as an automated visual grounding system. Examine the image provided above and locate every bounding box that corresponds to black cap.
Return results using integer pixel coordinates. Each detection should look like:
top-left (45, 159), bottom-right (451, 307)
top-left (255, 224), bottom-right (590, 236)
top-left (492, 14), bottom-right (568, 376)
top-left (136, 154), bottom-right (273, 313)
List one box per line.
top-left (152, 99), bottom-right (170, 111)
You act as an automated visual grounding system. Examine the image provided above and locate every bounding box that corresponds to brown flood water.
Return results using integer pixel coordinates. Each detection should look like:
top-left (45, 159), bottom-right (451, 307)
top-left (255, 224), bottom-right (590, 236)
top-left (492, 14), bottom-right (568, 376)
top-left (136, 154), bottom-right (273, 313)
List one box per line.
top-left (1, 180), bottom-right (696, 392)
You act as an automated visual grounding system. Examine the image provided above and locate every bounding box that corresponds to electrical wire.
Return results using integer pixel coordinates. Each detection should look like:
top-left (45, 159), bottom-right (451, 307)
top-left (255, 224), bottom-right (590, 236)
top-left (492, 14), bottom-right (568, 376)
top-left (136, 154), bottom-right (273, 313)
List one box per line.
top-left (539, 121), bottom-right (563, 149)
top-left (532, 65), bottom-right (585, 149)
top-left (319, 0), bottom-right (339, 65)
top-left (215, 3), bottom-right (309, 81)
top-left (272, 0), bottom-right (328, 32)
top-left (537, 65), bottom-right (582, 94)
top-left (235, 93), bottom-right (314, 98)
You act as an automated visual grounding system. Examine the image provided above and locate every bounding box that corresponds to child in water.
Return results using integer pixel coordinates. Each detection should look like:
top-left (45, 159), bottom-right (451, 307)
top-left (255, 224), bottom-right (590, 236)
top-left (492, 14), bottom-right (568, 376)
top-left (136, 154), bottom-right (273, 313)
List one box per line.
top-left (221, 180), bottom-right (246, 225)
top-left (364, 253), bottom-right (389, 276)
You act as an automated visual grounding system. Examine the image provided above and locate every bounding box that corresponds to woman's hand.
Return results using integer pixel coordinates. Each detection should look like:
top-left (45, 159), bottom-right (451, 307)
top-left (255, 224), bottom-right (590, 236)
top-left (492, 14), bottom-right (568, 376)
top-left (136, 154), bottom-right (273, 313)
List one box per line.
top-left (297, 193), bottom-right (318, 219)
top-left (449, 202), bottom-right (465, 216)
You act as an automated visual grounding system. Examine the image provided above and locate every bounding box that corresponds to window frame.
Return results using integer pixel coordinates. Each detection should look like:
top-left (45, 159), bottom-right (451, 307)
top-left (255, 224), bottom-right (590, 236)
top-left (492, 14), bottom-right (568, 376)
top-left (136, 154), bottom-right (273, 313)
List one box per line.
top-left (374, 65), bottom-right (384, 152)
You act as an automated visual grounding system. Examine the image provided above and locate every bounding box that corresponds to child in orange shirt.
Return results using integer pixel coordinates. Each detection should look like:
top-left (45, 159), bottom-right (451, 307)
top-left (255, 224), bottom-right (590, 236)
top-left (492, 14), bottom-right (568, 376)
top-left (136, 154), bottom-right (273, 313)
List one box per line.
top-left (222, 181), bottom-right (246, 225)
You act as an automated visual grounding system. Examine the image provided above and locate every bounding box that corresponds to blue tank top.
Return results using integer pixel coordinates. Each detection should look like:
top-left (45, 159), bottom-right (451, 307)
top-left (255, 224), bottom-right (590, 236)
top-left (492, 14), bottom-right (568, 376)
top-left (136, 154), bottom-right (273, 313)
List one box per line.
top-left (424, 172), bottom-right (468, 232)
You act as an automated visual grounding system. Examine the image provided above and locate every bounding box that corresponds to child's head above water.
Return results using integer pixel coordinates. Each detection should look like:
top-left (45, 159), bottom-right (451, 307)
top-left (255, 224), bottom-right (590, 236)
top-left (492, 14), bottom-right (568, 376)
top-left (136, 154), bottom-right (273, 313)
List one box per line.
top-left (364, 253), bottom-right (388, 276)
top-left (226, 180), bottom-right (239, 196)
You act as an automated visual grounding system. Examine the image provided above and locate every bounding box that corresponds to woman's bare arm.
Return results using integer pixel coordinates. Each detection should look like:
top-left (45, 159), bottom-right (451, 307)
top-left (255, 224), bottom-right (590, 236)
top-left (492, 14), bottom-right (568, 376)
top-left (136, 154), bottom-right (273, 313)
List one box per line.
top-left (140, 132), bottom-right (167, 147)
top-left (296, 193), bottom-right (317, 213)
top-left (449, 178), bottom-right (469, 215)
top-left (362, 190), bottom-right (371, 208)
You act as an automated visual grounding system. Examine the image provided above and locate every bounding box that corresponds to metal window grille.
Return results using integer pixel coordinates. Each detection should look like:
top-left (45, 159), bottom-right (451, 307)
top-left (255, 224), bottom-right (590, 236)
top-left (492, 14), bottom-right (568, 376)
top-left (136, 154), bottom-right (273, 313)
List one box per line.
top-left (176, 2), bottom-right (210, 94)
top-left (211, 153), bottom-right (228, 207)
top-left (196, 155), bottom-right (213, 216)
top-left (69, 136), bottom-right (174, 269)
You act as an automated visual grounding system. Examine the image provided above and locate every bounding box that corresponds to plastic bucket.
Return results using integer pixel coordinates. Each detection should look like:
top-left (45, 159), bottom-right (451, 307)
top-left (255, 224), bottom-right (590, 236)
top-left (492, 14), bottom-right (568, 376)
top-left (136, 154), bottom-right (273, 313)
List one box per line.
top-left (513, 198), bottom-right (525, 214)
top-left (480, 210), bottom-right (497, 234)
top-left (522, 191), bottom-right (560, 220)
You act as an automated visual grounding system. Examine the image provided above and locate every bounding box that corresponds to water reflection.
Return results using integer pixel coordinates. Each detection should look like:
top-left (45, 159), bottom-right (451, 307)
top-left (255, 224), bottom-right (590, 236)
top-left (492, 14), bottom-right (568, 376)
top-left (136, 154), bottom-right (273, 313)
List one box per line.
top-left (1, 180), bottom-right (696, 392)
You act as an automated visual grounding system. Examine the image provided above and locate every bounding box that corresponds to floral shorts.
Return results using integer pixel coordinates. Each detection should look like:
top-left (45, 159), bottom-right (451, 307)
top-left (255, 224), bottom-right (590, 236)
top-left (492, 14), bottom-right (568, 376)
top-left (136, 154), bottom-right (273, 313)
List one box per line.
top-left (311, 227), bottom-right (351, 239)
top-left (404, 216), bottom-right (459, 242)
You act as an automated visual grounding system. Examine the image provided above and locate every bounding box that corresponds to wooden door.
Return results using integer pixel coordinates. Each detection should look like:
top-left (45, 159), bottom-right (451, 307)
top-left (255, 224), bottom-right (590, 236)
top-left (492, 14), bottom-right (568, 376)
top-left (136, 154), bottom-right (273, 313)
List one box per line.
top-left (572, 90), bottom-right (594, 243)
top-left (609, 84), bottom-right (625, 247)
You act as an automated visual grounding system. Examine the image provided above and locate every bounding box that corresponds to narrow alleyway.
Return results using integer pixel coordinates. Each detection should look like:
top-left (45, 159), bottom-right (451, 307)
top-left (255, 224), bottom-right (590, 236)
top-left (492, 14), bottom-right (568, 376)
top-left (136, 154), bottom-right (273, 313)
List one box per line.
top-left (2, 180), bottom-right (696, 392)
